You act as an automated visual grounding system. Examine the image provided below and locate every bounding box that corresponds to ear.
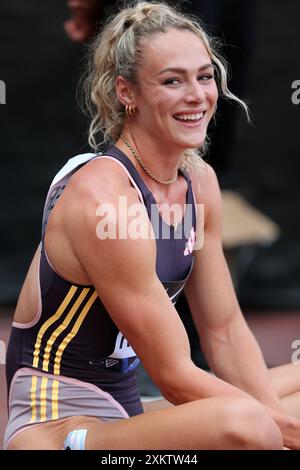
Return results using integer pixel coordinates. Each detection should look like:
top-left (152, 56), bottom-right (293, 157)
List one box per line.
top-left (116, 75), bottom-right (136, 108)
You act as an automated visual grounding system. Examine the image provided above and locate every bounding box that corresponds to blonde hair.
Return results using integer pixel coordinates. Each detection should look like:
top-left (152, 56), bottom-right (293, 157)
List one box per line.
top-left (83, 1), bottom-right (249, 173)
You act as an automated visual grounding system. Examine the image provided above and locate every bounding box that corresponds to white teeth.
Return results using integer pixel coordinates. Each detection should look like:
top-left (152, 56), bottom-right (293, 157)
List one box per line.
top-left (174, 112), bottom-right (204, 121)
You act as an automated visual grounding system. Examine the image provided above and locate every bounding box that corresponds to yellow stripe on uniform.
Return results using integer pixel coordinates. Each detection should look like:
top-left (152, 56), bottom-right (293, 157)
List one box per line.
top-left (51, 379), bottom-right (59, 420)
top-left (54, 291), bottom-right (98, 375)
top-left (29, 375), bottom-right (38, 423)
top-left (32, 285), bottom-right (78, 368)
top-left (42, 288), bottom-right (90, 372)
top-left (40, 376), bottom-right (48, 422)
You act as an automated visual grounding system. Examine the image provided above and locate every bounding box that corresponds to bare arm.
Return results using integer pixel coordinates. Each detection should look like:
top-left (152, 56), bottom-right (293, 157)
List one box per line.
top-left (185, 163), bottom-right (300, 448)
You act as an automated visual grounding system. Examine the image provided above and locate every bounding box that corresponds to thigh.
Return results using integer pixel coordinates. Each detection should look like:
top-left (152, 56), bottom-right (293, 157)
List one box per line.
top-left (7, 415), bottom-right (102, 450)
top-left (142, 398), bottom-right (173, 413)
top-left (269, 363), bottom-right (300, 398)
top-left (78, 397), bottom-right (282, 450)
top-left (280, 391), bottom-right (300, 419)
top-left (8, 397), bottom-right (282, 450)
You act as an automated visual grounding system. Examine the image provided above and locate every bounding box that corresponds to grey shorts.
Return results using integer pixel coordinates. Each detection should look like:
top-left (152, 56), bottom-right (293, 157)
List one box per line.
top-left (4, 367), bottom-right (129, 449)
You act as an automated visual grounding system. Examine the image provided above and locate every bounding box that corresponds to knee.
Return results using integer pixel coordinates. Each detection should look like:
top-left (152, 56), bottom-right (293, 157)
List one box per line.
top-left (222, 397), bottom-right (283, 450)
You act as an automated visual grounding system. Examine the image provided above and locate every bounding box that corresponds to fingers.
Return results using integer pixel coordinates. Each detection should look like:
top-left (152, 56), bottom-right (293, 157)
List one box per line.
top-left (66, 0), bottom-right (101, 18)
top-left (64, 19), bottom-right (95, 42)
top-left (64, 0), bottom-right (101, 41)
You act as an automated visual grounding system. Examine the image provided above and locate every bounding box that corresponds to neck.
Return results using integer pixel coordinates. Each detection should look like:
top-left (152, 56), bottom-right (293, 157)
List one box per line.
top-left (117, 127), bottom-right (183, 184)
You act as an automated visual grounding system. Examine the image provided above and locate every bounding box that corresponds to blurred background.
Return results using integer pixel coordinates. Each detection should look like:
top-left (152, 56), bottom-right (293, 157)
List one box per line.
top-left (0, 0), bottom-right (300, 449)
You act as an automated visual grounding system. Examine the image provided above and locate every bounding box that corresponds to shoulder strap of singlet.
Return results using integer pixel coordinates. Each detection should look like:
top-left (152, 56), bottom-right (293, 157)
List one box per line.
top-left (103, 146), bottom-right (192, 205)
top-left (104, 146), bottom-right (191, 185)
top-left (103, 147), bottom-right (196, 237)
top-left (102, 147), bottom-right (153, 201)
top-left (41, 152), bottom-right (97, 243)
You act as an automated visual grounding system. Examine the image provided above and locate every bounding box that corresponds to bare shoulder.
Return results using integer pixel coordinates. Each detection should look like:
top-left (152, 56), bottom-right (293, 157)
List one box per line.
top-left (188, 162), bottom-right (222, 223)
top-left (58, 156), bottom-right (143, 234)
top-left (67, 156), bottom-right (138, 208)
top-left (189, 161), bottom-right (220, 203)
top-left (60, 156), bottom-right (156, 284)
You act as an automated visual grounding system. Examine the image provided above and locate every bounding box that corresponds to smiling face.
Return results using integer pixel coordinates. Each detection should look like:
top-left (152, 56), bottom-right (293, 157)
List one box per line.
top-left (132, 28), bottom-right (218, 151)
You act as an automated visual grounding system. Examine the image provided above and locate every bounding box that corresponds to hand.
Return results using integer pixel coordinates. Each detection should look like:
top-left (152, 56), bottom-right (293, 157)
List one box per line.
top-left (265, 405), bottom-right (300, 450)
top-left (281, 416), bottom-right (300, 450)
top-left (64, 0), bottom-right (101, 42)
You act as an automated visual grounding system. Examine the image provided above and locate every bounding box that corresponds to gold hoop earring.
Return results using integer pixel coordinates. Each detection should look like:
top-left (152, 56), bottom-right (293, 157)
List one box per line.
top-left (125, 105), bottom-right (136, 116)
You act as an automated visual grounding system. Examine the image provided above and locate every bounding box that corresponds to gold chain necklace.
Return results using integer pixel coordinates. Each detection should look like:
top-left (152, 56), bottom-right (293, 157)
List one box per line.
top-left (120, 134), bottom-right (178, 185)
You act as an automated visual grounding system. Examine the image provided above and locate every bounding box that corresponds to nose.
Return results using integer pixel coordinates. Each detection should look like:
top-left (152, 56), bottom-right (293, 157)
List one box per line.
top-left (185, 79), bottom-right (206, 103)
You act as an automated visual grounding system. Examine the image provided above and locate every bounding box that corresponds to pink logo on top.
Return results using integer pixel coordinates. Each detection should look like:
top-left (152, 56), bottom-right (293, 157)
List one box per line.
top-left (184, 226), bottom-right (196, 256)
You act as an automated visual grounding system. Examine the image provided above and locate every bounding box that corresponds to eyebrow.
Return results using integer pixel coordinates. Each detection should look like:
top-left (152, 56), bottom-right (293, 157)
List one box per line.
top-left (157, 63), bottom-right (215, 76)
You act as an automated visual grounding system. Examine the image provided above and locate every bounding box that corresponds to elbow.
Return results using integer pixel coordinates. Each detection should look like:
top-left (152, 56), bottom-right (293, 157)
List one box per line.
top-left (160, 386), bottom-right (185, 405)
top-left (154, 361), bottom-right (197, 405)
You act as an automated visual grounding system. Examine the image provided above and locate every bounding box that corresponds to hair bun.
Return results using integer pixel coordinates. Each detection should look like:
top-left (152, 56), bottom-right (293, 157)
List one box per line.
top-left (123, 19), bottom-right (132, 30)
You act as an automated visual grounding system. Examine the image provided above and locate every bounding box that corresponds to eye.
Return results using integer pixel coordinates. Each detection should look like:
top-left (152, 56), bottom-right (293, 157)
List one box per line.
top-left (163, 77), bottom-right (181, 85)
top-left (198, 74), bottom-right (214, 81)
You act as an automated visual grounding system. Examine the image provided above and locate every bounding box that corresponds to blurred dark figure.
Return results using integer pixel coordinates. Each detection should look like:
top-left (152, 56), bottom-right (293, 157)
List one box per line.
top-left (64, 0), bottom-right (102, 42)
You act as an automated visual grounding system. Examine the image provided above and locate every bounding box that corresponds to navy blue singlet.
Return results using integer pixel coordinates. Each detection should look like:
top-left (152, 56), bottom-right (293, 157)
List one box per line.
top-left (6, 146), bottom-right (197, 416)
